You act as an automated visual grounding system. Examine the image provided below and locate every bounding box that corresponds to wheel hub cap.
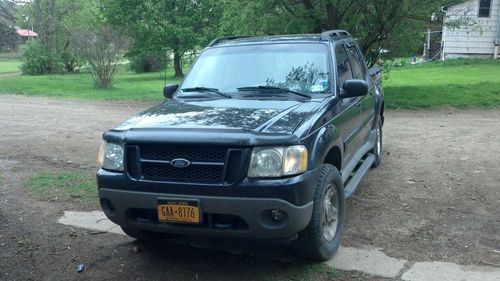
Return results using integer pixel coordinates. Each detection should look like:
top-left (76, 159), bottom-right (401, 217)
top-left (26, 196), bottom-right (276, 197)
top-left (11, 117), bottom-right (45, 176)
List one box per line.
top-left (376, 128), bottom-right (382, 156)
top-left (323, 185), bottom-right (339, 242)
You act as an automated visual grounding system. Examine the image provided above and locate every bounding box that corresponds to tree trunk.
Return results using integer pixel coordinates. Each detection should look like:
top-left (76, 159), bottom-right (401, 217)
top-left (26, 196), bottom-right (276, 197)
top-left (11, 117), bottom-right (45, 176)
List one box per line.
top-left (173, 51), bottom-right (183, 77)
top-left (326, 1), bottom-right (336, 29)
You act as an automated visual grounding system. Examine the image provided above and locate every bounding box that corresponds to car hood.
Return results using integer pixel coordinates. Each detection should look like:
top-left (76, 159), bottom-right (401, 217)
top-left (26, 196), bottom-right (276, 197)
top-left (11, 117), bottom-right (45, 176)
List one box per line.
top-left (114, 99), bottom-right (321, 134)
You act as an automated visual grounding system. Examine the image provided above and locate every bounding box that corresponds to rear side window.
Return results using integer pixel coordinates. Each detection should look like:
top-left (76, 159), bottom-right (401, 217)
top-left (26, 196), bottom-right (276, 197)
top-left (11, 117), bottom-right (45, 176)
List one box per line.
top-left (346, 46), bottom-right (366, 80)
top-left (335, 45), bottom-right (353, 89)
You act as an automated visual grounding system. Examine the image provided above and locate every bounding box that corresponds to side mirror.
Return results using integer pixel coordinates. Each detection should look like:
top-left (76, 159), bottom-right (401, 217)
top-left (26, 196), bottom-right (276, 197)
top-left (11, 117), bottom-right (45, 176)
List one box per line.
top-left (340, 80), bottom-right (368, 98)
top-left (163, 84), bottom-right (179, 99)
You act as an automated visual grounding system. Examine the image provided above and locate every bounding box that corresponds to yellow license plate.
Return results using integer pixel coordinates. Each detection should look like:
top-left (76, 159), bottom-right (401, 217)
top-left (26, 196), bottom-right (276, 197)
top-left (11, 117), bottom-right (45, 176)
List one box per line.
top-left (157, 200), bottom-right (200, 223)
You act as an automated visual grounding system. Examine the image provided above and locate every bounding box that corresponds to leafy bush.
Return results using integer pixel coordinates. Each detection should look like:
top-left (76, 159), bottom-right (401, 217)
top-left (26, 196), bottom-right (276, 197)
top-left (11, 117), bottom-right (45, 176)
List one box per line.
top-left (129, 52), bottom-right (167, 73)
top-left (21, 40), bottom-right (63, 75)
top-left (71, 26), bottom-right (130, 88)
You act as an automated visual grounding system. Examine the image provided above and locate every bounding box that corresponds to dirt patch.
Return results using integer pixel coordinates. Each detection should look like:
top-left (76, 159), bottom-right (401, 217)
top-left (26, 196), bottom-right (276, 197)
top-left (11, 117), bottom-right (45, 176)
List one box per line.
top-left (345, 108), bottom-right (500, 266)
top-left (0, 71), bottom-right (21, 78)
top-left (0, 94), bottom-right (499, 280)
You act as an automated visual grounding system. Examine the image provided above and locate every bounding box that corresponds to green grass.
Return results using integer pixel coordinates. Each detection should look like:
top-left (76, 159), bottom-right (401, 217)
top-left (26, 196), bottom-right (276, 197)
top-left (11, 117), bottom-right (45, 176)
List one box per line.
top-left (25, 170), bottom-right (97, 203)
top-left (384, 59), bottom-right (500, 109)
top-left (2, 58), bottom-right (499, 108)
top-left (0, 69), bottom-right (182, 100)
top-left (0, 59), bottom-right (22, 73)
top-left (0, 51), bottom-right (22, 60)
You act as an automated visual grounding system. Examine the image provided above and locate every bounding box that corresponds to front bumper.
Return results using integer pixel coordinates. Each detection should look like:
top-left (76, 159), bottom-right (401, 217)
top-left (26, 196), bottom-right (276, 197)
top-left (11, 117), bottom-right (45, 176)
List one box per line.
top-left (99, 188), bottom-right (313, 239)
top-left (97, 166), bottom-right (321, 239)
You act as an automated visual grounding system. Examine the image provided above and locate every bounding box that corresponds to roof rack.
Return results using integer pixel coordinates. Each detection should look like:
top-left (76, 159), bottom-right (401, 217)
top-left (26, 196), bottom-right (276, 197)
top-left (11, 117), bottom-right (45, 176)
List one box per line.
top-left (208, 36), bottom-right (253, 47)
top-left (320, 30), bottom-right (351, 41)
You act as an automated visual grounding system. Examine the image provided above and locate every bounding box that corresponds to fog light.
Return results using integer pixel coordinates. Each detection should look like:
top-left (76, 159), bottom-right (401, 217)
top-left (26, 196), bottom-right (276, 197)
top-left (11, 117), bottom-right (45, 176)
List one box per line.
top-left (271, 209), bottom-right (285, 222)
top-left (100, 199), bottom-right (116, 216)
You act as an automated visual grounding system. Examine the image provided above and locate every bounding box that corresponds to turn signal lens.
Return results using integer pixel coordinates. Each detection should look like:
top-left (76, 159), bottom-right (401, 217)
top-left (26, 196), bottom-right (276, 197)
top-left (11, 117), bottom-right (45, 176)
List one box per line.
top-left (283, 145), bottom-right (308, 176)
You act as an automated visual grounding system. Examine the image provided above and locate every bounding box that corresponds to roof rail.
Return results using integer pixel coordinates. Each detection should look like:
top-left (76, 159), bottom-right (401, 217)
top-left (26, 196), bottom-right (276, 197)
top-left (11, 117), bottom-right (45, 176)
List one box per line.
top-left (208, 36), bottom-right (253, 47)
top-left (320, 30), bottom-right (351, 41)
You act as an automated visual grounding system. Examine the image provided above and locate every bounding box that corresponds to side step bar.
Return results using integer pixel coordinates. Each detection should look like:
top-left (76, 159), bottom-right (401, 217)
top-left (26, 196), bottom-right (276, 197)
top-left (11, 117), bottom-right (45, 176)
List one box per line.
top-left (344, 153), bottom-right (375, 199)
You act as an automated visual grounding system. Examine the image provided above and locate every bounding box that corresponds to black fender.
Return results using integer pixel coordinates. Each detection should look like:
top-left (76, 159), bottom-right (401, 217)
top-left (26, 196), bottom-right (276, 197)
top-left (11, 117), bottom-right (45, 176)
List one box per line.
top-left (303, 123), bottom-right (344, 171)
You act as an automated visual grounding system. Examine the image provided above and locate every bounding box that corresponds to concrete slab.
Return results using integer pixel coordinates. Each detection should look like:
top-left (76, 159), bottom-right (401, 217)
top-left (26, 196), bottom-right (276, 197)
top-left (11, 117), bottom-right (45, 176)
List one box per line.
top-left (57, 211), bottom-right (122, 234)
top-left (401, 261), bottom-right (500, 281)
top-left (57, 211), bottom-right (500, 280)
top-left (325, 246), bottom-right (407, 278)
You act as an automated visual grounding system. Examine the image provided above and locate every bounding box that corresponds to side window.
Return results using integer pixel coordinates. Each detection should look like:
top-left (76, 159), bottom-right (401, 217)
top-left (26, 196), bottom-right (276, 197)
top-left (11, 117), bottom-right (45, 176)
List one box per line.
top-left (346, 46), bottom-right (366, 80)
top-left (479, 0), bottom-right (491, 17)
top-left (335, 44), bottom-right (353, 89)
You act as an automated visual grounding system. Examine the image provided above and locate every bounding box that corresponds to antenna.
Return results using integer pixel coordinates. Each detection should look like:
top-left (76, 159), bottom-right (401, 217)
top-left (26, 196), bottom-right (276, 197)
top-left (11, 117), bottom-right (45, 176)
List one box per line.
top-left (164, 48), bottom-right (167, 85)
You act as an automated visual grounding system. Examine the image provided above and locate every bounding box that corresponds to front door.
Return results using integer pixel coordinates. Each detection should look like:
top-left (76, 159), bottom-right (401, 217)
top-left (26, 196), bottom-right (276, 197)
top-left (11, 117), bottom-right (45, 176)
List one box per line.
top-left (333, 43), bottom-right (364, 164)
top-left (345, 43), bottom-right (375, 146)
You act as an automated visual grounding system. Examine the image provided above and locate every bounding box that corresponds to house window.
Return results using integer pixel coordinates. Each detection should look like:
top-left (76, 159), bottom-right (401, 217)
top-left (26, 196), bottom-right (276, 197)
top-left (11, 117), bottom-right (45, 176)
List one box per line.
top-left (479, 0), bottom-right (491, 17)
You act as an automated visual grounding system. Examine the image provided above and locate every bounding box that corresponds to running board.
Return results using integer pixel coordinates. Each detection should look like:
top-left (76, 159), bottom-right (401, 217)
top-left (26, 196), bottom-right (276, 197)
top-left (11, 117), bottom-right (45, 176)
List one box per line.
top-left (344, 153), bottom-right (375, 199)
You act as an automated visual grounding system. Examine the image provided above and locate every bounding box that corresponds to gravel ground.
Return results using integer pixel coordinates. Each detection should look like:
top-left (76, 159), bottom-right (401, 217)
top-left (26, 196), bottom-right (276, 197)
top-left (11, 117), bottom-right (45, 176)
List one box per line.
top-left (0, 94), bottom-right (498, 280)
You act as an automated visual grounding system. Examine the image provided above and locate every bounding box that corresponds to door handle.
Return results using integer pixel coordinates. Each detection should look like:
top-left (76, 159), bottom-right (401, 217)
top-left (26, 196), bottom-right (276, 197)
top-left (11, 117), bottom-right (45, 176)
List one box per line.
top-left (355, 102), bottom-right (362, 108)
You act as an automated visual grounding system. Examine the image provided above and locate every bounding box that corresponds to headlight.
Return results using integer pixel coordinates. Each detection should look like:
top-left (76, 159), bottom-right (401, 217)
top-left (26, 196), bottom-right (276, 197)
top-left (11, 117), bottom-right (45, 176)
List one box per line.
top-left (248, 147), bottom-right (284, 177)
top-left (98, 141), bottom-right (124, 171)
top-left (248, 145), bottom-right (308, 178)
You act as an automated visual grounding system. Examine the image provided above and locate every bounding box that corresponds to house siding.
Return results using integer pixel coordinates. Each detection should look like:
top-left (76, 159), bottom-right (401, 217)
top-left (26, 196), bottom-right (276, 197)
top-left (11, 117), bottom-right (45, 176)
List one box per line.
top-left (443, 0), bottom-right (500, 58)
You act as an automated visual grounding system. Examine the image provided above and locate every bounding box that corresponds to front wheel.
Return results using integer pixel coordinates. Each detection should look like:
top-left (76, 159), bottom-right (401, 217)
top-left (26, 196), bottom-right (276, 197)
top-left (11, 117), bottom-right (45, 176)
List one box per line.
top-left (292, 164), bottom-right (346, 261)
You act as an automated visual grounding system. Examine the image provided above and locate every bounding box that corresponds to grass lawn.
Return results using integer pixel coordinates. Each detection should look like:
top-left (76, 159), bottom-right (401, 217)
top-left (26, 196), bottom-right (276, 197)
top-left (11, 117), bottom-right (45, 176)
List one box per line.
top-left (25, 170), bottom-right (97, 203)
top-left (0, 69), bottom-right (181, 101)
top-left (1, 59), bottom-right (499, 108)
top-left (384, 59), bottom-right (500, 109)
top-left (0, 59), bottom-right (22, 73)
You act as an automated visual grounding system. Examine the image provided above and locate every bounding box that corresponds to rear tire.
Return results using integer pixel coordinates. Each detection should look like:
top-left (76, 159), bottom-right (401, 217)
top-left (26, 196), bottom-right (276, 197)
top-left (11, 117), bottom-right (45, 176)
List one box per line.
top-left (371, 118), bottom-right (383, 168)
top-left (292, 164), bottom-right (346, 261)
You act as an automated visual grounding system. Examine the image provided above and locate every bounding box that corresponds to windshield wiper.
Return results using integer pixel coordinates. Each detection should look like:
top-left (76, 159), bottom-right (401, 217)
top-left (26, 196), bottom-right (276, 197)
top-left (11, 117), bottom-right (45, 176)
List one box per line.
top-left (237, 85), bottom-right (311, 98)
top-left (181, 87), bottom-right (231, 98)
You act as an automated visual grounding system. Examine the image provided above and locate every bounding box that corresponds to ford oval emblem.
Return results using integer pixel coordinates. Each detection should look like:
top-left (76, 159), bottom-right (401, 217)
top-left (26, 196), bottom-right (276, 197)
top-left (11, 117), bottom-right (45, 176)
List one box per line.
top-left (170, 158), bottom-right (191, 168)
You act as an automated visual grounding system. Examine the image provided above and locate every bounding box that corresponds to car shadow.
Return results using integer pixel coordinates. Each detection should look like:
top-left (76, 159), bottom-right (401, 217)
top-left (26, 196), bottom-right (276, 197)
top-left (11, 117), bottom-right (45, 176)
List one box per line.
top-left (93, 236), bottom-right (328, 281)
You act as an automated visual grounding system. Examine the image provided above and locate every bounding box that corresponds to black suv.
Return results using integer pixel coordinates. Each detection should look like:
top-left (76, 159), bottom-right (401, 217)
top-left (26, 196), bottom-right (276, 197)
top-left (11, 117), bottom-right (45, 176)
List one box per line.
top-left (97, 30), bottom-right (384, 261)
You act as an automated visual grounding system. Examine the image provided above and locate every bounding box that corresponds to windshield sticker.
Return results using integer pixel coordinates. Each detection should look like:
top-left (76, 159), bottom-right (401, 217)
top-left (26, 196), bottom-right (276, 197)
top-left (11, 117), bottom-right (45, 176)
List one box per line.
top-left (310, 85), bottom-right (325, 92)
top-left (319, 79), bottom-right (329, 88)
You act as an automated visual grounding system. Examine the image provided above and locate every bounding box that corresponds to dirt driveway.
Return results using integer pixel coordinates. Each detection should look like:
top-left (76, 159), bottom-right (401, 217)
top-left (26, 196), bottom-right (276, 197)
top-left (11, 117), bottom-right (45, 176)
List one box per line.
top-left (0, 95), bottom-right (499, 280)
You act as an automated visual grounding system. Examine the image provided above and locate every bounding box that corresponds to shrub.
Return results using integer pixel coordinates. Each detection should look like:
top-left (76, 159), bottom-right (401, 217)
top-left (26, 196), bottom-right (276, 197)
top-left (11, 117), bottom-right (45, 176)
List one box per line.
top-left (71, 26), bottom-right (130, 89)
top-left (21, 40), bottom-right (63, 75)
top-left (129, 52), bottom-right (167, 73)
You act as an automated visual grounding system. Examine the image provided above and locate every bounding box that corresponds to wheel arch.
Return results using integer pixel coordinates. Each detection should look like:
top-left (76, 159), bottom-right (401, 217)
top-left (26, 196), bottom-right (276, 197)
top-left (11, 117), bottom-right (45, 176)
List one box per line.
top-left (323, 146), bottom-right (342, 172)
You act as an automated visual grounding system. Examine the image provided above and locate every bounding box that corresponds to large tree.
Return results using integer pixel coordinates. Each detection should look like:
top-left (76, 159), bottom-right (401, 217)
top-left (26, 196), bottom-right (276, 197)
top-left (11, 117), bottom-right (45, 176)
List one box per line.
top-left (103, 0), bottom-right (222, 77)
top-left (220, 0), bottom-right (458, 60)
top-left (0, 0), bottom-right (19, 51)
top-left (15, 0), bottom-right (102, 73)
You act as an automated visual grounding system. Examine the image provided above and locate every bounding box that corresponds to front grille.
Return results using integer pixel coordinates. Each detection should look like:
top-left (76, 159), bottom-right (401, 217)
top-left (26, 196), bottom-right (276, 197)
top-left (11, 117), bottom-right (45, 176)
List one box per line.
top-left (132, 144), bottom-right (230, 183)
top-left (141, 144), bottom-right (227, 162)
top-left (142, 162), bottom-right (224, 182)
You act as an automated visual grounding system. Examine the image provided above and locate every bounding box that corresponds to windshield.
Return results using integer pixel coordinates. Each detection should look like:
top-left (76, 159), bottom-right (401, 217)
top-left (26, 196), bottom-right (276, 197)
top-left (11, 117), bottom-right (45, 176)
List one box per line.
top-left (182, 43), bottom-right (331, 96)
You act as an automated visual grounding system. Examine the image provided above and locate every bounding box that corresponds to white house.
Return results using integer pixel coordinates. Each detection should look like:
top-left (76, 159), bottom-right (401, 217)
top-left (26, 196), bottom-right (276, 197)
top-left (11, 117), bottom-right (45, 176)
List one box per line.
top-left (442, 0), bottom-right (500, 59)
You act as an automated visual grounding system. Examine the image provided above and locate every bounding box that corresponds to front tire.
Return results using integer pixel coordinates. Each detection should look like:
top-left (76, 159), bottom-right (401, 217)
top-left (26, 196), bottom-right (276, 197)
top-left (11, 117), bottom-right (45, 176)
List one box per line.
top-left (292, 164), bottom-right (346, 261)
